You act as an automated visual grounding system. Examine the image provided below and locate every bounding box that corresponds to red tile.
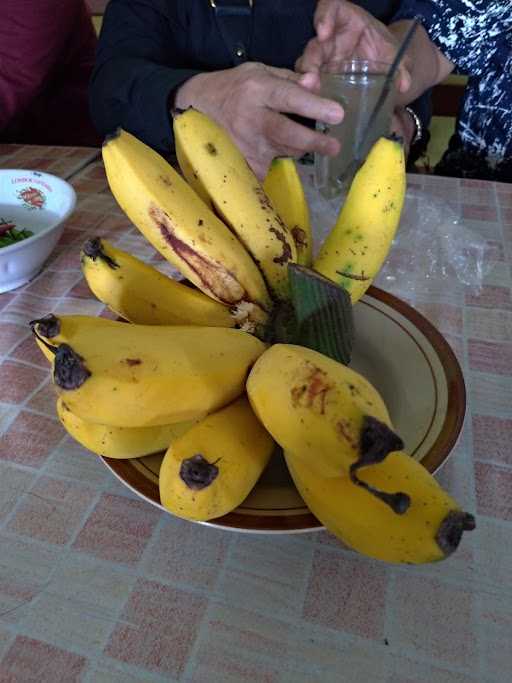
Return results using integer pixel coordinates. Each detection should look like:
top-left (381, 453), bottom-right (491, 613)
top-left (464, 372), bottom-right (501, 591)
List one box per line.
top-left (104, 578), bottom-right (207, 678)
top-left (468, 339), bottom-right (512, 376)
top-left (72, 493), bottom-right (161, 564)
top-left (483, 240), bottom-right (505, 263)
top-left (0, 292), bottom-right (57, 321)
top-left (303, 548), bottom-right (387, 639)
top-left (472, 414), bottom-right (512, 466)
top-left (9, 335), bottom-right (50, 368)
top-left (0, 323), bottom-right (28, 355)
top-left (390, 575), bottom-right (477, 667)
top-left (48, 248), bottom-right (82, 272)
top-left (26, 381), bottom-right (58, 416)
top-left (0, 636), bottom-right (87, 682)
top-left (142, 518), bottom-right (229, 589)
top-left (497, 189), bottom-right (512, 207)
top-left (0, 410), bottom-right (64, 467)
top-left (461, 178), bottom-right (494, 190)
top-left (465, 285), bottom-right (512, 311)
top-left (502, 206), bottom-right (512, 224)
top-left (0, 361), bottom-right (47, 403)
top-left (475, 462), bottom-right (512, 521)
top-left (57, 227), bottom-right (87, 247)
top-left (461, 204), bottom-right (498, 222)
top-left (6, 475), bottom-right (96, 545)
top-left (24, 270), bottom-right (81, 298)
top-left (66, 276), bottom-right (95, 300)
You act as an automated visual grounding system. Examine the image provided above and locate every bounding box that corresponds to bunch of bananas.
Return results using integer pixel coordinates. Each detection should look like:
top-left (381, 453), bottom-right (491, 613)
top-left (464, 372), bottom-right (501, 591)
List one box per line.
top-left (30, 108), bottom-right (475, 564)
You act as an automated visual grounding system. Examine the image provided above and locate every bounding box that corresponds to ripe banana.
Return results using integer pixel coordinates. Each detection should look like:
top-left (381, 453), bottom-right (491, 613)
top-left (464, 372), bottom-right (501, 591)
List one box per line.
top-left (314, 135), bottom-right (406, 303)
top-left (31, 314), bottom-right (119, 363)
top-left (263, 157), bottom-right (312, 267)
top-left (246, 343), bottom-right (395, 478)
top-left (31, 316), bottom-right (266, 427)
top-left (159, 396), bottom-right (274, 521)
top-left (175, 132), bottom-right (214, 209)
top-left (80, 237), bottom-right (235, 328)
top-left (285, 450), bottom-right (475, 564)
top-left (173, 108), bottom-right (297, 300)
top-left (102, 129), bottom-right (272, 335)
top-left (57, 397), bottom-right (199, 459)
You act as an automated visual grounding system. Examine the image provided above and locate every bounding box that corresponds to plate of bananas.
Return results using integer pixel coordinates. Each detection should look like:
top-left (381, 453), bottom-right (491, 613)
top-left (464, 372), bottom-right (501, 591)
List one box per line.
top-left (98, 283), bottom-right (465, 538)
top-left (30, 109), bottom-right (474, 564)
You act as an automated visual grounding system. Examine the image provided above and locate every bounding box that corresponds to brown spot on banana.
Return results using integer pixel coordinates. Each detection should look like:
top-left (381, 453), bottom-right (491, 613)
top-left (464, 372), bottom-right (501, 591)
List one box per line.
top-left (269, 227), bottom-right (293, 266)
top-left (291, 364), bottom-right (333, 414)
top-left (148, 205), bottom-right (268, 334)
top-left (336, 270), bottom-right (370, 282)
top-left (291, 226), bottom-right (308, 251)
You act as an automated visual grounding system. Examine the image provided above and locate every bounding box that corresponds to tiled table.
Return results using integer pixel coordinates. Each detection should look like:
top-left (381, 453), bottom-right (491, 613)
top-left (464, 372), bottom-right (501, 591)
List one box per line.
top-left (0, 145), bottom-right (100, 181)
top-left (0, 148), bottom-right (511, 683)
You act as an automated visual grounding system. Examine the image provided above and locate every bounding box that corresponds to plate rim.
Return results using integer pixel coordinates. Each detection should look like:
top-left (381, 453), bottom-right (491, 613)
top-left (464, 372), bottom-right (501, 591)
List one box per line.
top-left (101, 285), bottom-right (466, 533)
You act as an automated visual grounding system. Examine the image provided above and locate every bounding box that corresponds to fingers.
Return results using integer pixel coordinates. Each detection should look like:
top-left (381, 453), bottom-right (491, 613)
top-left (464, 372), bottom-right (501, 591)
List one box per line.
top-left (262, 110), bottom-right (341, 158)
top-left (265, 78), bottom-right (343, 125)
top-left (297, 72), bottom-right (322, 94)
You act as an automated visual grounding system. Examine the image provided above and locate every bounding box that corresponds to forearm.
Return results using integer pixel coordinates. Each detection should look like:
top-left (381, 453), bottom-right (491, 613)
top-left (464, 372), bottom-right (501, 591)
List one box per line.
top-left (89, 0), bottom-right (199, 151)
top-left (390, 21), bottom-right (454, 106)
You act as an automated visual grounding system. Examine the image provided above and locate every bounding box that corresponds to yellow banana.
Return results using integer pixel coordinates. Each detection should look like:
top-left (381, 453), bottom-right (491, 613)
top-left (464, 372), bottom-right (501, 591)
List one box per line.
top-left (246, 343), bottom-right (395, 478)
top-left (314, 135), bottom-right (406, 303)
top-left (173, 108), bottom-right (297, 300)
top-left (102, 129), bottom-right (272, 335)
top-left (31, 316), bottom-right (266, 427)
top-left (263, 157), bottom-right (312, 267)
top-left (175, 132), bottom-right (214, 209)
top-left (57, 397), bottom-right (199, 459)
top-left (159, 396), bottom-right (274, 521)
top-left (80, 237), bottom-right (235, 328)
top-left (31, 314), bottom-right (119, 363)
top-left (285, 450), bottom-right (475, 564)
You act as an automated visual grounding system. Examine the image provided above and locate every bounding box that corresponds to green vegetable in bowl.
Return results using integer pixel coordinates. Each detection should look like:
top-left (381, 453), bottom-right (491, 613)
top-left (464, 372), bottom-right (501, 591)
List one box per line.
top-left (0, 218), bottom-right (33, 248)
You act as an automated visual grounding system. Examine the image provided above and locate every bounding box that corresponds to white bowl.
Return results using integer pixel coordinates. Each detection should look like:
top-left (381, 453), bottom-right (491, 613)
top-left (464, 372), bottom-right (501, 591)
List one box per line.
top-left (0, 169), bottom-right (76, 293)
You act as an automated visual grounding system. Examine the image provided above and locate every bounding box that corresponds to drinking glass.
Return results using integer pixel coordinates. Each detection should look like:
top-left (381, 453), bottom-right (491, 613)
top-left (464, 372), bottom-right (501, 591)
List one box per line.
top-left (314, 59), bottom-right (396, 199)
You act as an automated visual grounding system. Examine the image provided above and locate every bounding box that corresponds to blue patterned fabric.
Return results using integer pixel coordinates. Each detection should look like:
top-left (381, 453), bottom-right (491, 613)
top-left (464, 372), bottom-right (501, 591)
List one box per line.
top-left (394, 1), bottom-right (512, 173)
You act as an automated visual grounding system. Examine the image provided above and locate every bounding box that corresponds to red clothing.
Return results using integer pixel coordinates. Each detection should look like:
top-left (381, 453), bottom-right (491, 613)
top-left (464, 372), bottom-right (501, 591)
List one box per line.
top-left (0, 0), bottom-right (101, 146)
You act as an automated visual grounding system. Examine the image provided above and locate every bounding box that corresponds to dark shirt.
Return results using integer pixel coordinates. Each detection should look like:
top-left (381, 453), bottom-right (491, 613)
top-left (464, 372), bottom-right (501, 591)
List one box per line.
top-left (0, 0), bottom-right (100, 147)
top-left (90, 0), bottom-right (431, 153)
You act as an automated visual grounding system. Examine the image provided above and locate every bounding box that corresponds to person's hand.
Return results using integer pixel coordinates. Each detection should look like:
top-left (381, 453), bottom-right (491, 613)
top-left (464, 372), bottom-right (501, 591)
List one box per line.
top-left (173, 62), bottom-right (344, 179)
top-left (296, 0), bottom-right (411, 94)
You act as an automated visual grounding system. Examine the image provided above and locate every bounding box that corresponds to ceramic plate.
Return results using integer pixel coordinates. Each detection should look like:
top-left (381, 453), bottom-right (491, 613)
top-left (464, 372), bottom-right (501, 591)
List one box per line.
top-left (102, 286), bottom-right (466, 534)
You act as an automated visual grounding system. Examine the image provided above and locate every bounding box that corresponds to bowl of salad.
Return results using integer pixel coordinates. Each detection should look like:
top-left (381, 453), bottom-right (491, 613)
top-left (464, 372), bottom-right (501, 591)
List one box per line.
top-left (0, 169), bottom-right (76, 293)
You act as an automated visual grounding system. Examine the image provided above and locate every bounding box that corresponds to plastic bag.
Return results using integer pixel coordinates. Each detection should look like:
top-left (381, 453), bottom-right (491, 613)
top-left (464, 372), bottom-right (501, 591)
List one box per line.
top-left (299, 165), bottom-right (492, 302)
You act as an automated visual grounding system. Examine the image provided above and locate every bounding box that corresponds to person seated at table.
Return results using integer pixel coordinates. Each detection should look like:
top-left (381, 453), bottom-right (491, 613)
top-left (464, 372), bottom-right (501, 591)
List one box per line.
top-left (89, 0), bottom-right (431, 180)
top-left (0, 0), bottom-right (101, 147)
top-left (298, 0), bottom-right (512, 182)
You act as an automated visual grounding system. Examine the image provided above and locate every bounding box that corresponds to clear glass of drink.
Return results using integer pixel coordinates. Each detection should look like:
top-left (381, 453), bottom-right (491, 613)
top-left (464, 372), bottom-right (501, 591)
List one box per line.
top-left (314, 59), bottom-right (397, 199)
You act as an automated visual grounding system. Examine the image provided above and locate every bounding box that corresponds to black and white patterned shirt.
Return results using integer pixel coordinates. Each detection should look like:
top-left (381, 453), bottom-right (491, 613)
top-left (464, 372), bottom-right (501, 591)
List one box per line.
top-left (395, 0), bottom-right (512, 168)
